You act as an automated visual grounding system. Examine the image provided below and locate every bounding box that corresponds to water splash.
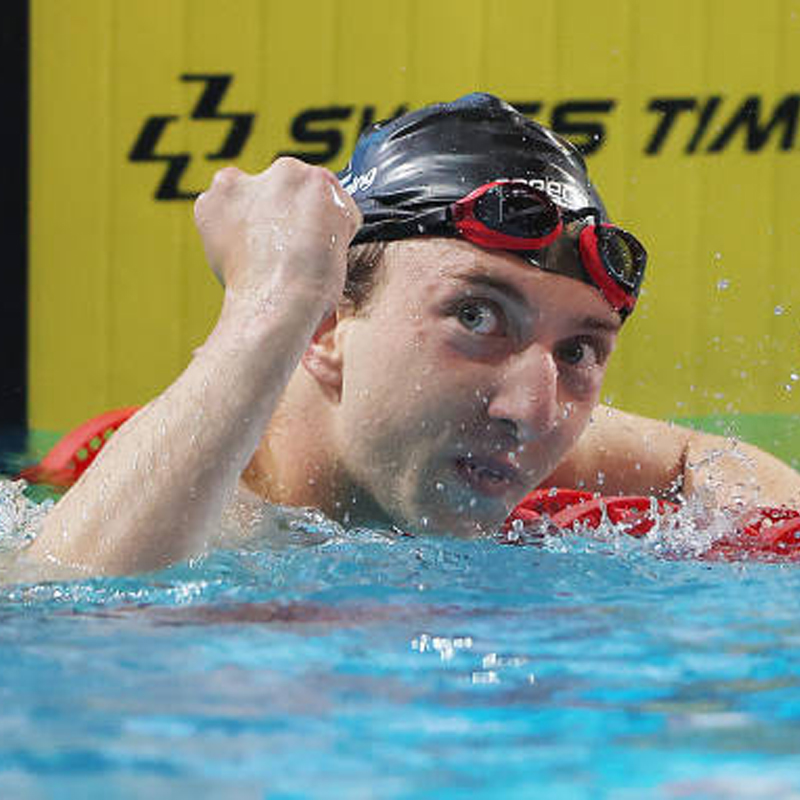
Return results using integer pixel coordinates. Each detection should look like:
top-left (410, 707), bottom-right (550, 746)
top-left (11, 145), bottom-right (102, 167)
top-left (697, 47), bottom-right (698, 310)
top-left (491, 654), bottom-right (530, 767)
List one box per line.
top-left (0, 480), bottom-right (52, 556)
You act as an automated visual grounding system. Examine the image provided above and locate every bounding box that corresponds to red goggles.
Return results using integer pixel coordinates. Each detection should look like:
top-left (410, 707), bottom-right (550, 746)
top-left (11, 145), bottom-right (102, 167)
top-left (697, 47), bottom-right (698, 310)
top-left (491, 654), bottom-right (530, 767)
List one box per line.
top-left (385, 180), bottom-right (647, 317)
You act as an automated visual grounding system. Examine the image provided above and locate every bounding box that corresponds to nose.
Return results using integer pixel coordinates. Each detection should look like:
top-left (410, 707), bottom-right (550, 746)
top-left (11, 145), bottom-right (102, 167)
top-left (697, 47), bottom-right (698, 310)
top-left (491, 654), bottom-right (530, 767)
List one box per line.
top-left (486, 344), bottom-right (560, 442)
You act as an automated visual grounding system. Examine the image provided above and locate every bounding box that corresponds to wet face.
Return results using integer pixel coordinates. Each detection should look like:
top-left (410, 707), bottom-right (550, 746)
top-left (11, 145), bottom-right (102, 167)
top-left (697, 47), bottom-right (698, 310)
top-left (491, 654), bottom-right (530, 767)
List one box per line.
top-left (331, 237), bottom-right (621, 536)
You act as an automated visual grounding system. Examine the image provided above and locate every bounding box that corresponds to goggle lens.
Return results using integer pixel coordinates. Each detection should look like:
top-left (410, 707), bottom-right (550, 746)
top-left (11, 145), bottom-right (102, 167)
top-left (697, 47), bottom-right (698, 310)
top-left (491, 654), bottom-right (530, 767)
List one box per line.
top-left (596, 227), bottom-right (646, 289)
top-left (471, 185), bottom-right (560, 239)
top-left (456, 182), bottom-right (646, 318)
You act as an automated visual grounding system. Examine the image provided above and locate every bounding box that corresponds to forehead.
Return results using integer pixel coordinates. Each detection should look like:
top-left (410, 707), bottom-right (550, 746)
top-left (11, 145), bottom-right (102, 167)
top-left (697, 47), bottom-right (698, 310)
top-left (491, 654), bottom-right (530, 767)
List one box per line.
top-left (374, 238), bottom-right (621, 330)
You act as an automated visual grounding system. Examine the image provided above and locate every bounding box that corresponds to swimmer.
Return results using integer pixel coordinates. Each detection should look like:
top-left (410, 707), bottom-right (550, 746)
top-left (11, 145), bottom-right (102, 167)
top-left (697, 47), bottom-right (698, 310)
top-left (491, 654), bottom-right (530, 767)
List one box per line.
top-left (23, 93), bottom-right (800, 577)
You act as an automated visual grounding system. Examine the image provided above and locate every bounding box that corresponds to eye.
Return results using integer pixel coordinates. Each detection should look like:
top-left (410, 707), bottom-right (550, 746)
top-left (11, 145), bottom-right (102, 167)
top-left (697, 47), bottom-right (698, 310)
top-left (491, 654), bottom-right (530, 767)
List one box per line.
top-left (456, 300), bottom-right (504, 336)
top-left (556, 337), bottom-right (606, 368)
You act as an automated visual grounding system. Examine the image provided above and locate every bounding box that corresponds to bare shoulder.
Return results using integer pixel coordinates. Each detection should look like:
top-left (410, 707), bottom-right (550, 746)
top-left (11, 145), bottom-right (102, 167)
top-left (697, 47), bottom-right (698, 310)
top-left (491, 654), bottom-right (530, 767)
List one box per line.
top-left (544, 405), bottom-right (696, 497)
top-left (575, 405), bottom-right (696, 454)
top-left (546, 405), bottom-right (800, 507)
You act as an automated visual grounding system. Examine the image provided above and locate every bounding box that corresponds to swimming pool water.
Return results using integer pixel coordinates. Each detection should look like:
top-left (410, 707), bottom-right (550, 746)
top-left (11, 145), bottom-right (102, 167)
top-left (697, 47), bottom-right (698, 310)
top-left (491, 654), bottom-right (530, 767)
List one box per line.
top-left (1, 450), bottom-right (800, 798)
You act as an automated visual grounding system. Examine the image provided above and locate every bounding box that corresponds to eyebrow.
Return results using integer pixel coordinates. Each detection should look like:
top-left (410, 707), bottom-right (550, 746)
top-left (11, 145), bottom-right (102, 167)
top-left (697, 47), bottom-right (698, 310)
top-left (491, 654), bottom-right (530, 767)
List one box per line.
top-left (569, 315), bottom-right (622, 334)
top-left (455, 272), bottom-right (622, 334)
top-left (457, 273), bottom-right (529, 308)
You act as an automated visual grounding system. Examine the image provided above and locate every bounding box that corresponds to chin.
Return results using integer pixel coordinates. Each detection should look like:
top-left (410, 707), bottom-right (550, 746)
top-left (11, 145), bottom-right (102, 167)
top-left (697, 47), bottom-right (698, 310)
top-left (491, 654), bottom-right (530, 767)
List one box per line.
top-left (406, 497), bottom-right (509, 539)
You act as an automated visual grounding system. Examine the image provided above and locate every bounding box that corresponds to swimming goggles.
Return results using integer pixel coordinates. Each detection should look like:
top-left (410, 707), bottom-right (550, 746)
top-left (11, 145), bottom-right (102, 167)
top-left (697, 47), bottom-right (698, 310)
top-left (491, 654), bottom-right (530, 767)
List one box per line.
top-left (359, 180), bottom-right (647, 318)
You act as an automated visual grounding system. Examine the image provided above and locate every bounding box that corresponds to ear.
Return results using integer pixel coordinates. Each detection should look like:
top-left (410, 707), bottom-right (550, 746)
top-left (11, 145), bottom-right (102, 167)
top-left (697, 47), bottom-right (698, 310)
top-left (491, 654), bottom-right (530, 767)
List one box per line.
top-left (301, 310), bottom-right (345, 399)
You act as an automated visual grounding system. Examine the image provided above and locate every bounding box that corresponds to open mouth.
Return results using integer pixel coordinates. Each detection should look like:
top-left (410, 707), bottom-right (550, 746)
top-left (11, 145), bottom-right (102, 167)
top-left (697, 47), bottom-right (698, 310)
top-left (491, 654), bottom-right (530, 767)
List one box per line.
top-left (454, 456), bottom-right (517, 498)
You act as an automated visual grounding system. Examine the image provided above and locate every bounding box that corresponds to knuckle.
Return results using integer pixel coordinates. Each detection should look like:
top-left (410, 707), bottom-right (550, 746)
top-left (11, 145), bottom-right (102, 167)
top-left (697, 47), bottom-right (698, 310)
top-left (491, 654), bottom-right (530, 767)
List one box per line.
top-left (307, 165), bottom-right (334, 189)
top-left (270, 155), bottom-right (307, 175)
top-left (193, 191), bottom-right (209, 220)
top-left (210, 166), bottom-right (243, 191)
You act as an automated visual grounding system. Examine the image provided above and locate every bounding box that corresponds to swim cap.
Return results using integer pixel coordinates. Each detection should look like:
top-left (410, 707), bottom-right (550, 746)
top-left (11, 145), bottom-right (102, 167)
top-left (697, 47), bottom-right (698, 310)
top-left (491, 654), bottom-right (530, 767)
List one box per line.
top-left (338, 92), bottom-right (608, 242)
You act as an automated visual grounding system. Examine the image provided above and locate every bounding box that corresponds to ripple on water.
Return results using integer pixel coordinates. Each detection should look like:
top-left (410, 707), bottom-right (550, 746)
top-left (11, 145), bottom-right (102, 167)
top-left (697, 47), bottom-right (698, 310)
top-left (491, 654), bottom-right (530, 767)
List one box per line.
top-left (1, 480), bottom-right (800, 797)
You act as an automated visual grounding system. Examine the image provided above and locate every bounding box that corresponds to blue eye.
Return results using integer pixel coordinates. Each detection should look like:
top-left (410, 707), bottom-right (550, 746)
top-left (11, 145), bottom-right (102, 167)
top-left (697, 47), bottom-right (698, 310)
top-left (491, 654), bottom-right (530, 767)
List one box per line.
top-left (457, 301), bottom-right (502, 335)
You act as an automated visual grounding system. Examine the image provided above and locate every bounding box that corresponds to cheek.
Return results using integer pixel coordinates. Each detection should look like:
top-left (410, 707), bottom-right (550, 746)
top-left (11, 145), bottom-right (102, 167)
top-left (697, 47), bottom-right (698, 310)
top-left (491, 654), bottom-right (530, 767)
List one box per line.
top-left (560, 363), bottom-right (608, 403)
top-left (558, 399), bottom-right (597, 452)
top-left (340, 333), bottom-right (436, 442)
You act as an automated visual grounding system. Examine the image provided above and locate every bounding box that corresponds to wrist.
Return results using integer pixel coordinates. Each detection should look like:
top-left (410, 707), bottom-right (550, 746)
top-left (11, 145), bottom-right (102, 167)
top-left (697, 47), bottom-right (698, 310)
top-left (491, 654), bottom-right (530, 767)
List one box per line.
top-left (213, 277), bottom-right (330, 348)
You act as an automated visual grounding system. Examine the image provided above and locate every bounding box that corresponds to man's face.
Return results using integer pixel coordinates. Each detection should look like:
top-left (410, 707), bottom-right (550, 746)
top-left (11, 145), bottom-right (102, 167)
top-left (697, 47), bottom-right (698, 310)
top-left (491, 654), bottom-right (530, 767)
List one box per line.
top-left (331, 237), bottom-right (621, 536)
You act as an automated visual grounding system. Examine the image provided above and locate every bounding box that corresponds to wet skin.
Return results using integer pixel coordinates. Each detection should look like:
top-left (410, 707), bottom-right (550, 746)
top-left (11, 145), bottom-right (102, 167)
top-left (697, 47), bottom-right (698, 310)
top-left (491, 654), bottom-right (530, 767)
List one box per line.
top-left (22, 159), bottom-right (800, 581)
top-left (326, 237), bottom-right (621, 537)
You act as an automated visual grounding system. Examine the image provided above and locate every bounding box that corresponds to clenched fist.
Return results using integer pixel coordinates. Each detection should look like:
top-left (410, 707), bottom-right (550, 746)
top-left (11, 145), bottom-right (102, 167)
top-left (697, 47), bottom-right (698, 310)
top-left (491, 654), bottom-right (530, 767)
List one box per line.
top-left (194, 158), bottom-right (362, 315)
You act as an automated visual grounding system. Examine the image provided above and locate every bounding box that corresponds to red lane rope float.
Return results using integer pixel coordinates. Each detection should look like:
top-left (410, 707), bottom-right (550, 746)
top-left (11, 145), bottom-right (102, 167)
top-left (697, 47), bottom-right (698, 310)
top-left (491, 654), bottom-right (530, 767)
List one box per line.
top-left (506, 489), bottom-right (678, 537)
top-left (706, 506), bottom-right (800, 561)
top-left (505, 488), bottom-right (800, 561)
top-left (18, 410), bottom-right (800, 561)
top-left (17, 406), bottom-right (141, 488)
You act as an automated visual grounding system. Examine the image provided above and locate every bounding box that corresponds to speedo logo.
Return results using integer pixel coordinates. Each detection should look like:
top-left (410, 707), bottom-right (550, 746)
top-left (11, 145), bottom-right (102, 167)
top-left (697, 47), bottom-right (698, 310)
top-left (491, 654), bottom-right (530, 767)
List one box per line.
top-left (519, 177), bottom-right (585, 209)
top-left (341, 166), bottom-right (377, 195)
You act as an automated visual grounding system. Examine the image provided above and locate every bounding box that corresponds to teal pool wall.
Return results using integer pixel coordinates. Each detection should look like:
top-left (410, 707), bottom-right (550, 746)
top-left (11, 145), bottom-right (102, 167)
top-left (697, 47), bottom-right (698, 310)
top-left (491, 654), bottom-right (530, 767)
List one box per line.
top-left (675, 415), bottom-right (800, 471)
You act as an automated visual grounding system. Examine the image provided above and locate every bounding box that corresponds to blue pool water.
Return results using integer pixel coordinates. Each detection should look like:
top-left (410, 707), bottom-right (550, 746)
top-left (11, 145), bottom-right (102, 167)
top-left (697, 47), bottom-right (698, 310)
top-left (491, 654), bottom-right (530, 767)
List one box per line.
top-left (1, 464), bottom-right (800, 797)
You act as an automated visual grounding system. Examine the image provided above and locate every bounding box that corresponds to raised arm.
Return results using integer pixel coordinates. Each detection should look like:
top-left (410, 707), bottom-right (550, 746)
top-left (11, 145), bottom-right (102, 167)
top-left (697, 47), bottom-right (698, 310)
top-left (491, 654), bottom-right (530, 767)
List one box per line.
top-left (544, 404), bottom-right (800, 509)
top-left (23, 159), bottom-right (360, 578)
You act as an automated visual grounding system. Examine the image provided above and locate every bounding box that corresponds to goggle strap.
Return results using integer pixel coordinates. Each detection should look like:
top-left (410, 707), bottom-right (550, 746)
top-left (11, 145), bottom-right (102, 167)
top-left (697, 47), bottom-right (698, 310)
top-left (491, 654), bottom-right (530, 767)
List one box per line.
top-left (351, 207), bottom-right (451, 245)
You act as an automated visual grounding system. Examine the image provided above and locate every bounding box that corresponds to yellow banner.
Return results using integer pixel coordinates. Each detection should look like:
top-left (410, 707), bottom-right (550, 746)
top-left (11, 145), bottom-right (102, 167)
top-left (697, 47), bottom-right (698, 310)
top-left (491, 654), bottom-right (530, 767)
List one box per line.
top-left (30, 0), bottom-right (800, 435)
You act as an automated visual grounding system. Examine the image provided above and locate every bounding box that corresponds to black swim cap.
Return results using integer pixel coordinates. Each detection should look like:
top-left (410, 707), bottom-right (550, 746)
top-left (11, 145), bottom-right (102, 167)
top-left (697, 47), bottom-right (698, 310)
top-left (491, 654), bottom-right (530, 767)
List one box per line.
top-left (338, 92), bottom-right (609, 248)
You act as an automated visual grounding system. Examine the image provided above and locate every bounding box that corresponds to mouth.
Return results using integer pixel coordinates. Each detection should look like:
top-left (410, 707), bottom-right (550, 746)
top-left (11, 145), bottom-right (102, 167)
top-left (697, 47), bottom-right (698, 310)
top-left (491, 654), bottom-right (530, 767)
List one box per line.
top-left (453, 455), bottom-right (519, 499)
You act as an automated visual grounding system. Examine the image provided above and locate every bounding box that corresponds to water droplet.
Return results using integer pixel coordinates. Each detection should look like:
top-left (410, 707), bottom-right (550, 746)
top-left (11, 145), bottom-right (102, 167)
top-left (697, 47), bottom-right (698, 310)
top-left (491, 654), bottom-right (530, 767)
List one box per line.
top-left (774, 305), bottom-right (786, 315)
top-left (329, 184), bottom-right (345, 208)
top-left (791, 372), bottom-right (799, 382)
top-left (412, 634), bottom-right (430, 652)
top-left (717, 279), bottom-right (730, 291)
top-left (434, 482), bottom-right (444, 492)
